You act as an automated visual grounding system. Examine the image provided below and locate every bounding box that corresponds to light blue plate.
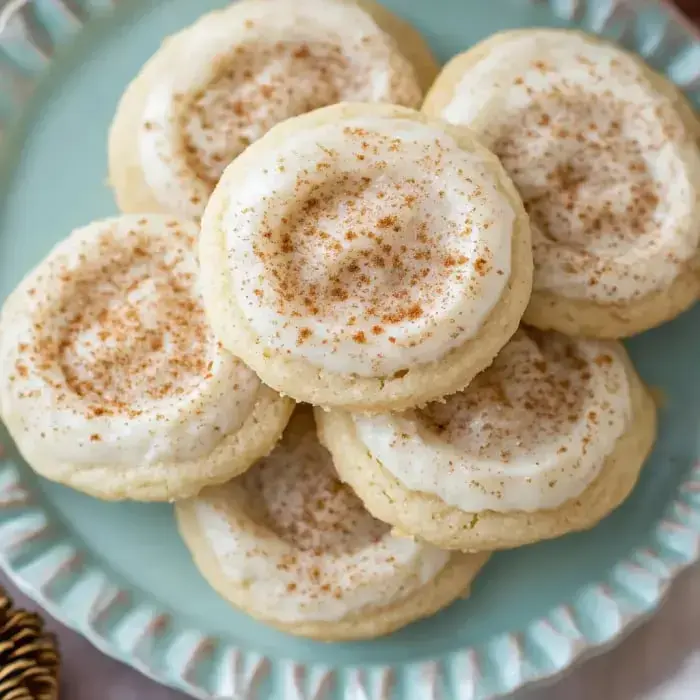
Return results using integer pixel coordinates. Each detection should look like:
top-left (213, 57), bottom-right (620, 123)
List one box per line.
top-left (1, 1), bottom-right (700, 698)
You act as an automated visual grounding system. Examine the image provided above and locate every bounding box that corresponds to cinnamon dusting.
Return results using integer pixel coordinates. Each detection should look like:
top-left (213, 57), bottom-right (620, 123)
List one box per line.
top-left (19, 220), bottom-right (213, 419)
top-left (241, 412), bottom-right (392, 600)
top-left (179, 39), bottom-right (375, 187)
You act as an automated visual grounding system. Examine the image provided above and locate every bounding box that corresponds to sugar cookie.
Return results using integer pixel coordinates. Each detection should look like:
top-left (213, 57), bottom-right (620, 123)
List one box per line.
top-left (423, 29), bottom-right (700, 338)
top-left (316, 328), bottom-right (656, 551)
top-left (0, 215), bottom-right (294, 501)
top-left (108, 0), bottom-right (437, 219)
top-left (199, 102), bottom-right (533, 412)
top-left (176, 409), bottom-right (488, 640)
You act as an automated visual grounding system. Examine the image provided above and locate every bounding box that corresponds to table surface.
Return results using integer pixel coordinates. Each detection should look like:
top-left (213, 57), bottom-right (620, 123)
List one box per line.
top-left (2, 0), bottom-right (700, 698)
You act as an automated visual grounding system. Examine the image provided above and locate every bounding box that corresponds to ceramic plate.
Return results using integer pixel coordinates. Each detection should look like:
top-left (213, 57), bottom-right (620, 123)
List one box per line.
top-left (1, 1), bottom-right (700, 698)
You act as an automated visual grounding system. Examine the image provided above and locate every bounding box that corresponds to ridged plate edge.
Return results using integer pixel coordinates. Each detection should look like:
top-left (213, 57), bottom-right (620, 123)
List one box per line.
top-left (0, 1), bottom-right (699, 698)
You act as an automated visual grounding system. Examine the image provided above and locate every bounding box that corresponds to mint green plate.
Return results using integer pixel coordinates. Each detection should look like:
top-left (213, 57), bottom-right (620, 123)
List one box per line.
top-left (1, 1), bottom-right (700, 698)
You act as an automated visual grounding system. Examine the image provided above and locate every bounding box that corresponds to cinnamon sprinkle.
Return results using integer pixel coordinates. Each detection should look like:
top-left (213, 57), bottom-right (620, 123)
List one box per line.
top-left (179, 38), bottom-right (372, 188)
top-left (418, 330), bottom-right (619, 478)
top-left (19, 220), bottom-right (212, 418)
top-left (241, 413), bottom-right (393, 601)
top-left (492, 79), bottom-right (668, 297)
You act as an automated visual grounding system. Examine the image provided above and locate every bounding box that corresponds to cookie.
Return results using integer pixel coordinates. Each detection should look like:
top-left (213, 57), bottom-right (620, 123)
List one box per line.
top-left (176, 409), bottom-right (488, 640)
top-left (316, 328), bottom-right (657, 551)
top-left (423, 29), bottom-right (700, 338)
top-left (0, 215), bottom-right (294, 501)
top-left (199, 102), bottom-right (533, 412)
top-left (108, 0), bottom-right (437, 220)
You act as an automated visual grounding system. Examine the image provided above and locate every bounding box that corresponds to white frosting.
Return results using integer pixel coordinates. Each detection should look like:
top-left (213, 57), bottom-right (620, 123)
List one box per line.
top-left (139, 0), bottom-right (422, 219)
top-left (194, 413), bottom-right (449, 623)
top-left (353, 329), bottom-right (632, 513)
top-left (223, 115), bottom-right (514, 377)
top-left (440, 30), bottom-right (700, 302)
top-left (0, 215), bottom-right (260, 467)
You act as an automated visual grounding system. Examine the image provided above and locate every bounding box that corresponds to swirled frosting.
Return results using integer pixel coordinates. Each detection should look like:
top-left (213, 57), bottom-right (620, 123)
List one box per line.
top-left (438, 30), bottom-right (700, 302)
top-left (221, 114), bottom-right (515, 376)
top-left (193, 412), bottom-right (449, 623)
top-left (139, 0), bottom-right (422, 218)
top-left (0, 215), bottom-right (260, 467)
top-left (352, 329), bottom-right (633, 512)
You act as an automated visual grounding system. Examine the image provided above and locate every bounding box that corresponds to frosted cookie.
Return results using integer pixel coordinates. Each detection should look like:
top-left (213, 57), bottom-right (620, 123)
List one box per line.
top-left (199, 102), bottom-right (533, 412)
top-left (316, 328), bottom-right (656, 551)
top-left (176, 409), bottom-right (488, 640)
top-left (108, 0), bottom-right (437, 220)
top-left (423, 29), bottom-right (700, 338)
top-left (0, 215), bottom-right (294, 501)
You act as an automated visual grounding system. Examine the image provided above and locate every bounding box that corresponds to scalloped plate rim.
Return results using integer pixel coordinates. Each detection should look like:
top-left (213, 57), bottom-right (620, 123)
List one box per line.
top-left (0, 1), bottom-right (699, 699)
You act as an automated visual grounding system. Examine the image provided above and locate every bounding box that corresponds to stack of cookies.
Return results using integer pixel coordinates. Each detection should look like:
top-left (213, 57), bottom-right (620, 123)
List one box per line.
top-left (2, 0), bottom-right (698, 641)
